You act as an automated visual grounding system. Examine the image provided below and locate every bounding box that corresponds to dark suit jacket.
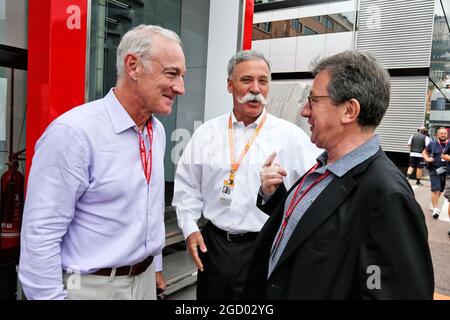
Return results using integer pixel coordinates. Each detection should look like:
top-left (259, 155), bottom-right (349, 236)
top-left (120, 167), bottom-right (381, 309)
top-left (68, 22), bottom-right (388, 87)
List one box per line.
top-left (246, 149), bottom-right (434, 299)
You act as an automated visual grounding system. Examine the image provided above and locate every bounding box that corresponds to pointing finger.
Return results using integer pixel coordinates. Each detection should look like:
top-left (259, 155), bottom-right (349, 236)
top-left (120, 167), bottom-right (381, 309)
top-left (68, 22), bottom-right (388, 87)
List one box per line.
top-left (264, 151), bottom-right (277, 167)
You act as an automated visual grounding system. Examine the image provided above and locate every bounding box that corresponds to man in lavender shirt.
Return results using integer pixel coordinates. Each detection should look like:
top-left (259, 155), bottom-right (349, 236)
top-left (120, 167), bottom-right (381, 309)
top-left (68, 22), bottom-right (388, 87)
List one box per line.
top-left (18, 25), bottom-right (186, 300)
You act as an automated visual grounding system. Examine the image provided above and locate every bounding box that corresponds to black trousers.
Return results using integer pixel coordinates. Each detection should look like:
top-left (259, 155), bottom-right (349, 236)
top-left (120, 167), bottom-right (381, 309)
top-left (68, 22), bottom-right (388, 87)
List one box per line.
top-left (196, 223), bottom-right (257, 300)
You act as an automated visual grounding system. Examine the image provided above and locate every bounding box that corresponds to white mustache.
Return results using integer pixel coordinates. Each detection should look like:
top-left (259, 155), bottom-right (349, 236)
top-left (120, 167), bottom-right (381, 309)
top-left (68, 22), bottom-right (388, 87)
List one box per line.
top-left (237, 93), bottom-right (267, 105)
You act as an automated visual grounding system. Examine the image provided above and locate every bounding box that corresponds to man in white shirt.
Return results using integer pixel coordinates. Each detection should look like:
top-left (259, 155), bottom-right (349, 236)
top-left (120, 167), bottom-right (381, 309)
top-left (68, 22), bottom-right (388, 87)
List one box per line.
top-left (172, 50), bottom-right (320, 300)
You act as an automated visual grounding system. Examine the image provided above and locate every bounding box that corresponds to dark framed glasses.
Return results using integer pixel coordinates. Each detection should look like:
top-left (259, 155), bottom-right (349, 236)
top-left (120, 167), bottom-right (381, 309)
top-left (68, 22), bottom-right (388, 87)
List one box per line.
top-left (307, 95), bottom-right (332, 106)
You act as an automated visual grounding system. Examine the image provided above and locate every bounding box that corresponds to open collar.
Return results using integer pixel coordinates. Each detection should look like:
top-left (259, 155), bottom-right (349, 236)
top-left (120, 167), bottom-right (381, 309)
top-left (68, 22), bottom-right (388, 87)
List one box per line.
top-left (104, 88), bottom-right (138, 134)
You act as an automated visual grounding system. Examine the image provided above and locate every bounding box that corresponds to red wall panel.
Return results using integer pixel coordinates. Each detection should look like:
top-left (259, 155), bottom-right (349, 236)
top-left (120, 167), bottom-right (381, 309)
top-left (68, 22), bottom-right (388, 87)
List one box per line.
top-left (243, 0), bottom-right (254, 50)
top-left (26, 0), bottom-right (88, 181)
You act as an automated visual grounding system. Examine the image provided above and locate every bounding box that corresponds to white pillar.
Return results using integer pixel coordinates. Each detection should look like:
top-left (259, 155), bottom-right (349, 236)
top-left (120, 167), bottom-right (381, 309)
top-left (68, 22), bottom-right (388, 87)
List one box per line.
top-left (204, 0), bottom-right (242, 121)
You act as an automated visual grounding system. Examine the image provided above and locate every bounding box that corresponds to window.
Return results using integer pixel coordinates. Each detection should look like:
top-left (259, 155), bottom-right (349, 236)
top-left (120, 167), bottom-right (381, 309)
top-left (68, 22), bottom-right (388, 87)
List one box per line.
top-left (290, 19), bottom-right (302, 32)
top-left (252, 12), bottom-right (355, 41)
top-left (259, 22), bottom-right (272, 33)
top-left (303, 26), bottom-right (318, 36)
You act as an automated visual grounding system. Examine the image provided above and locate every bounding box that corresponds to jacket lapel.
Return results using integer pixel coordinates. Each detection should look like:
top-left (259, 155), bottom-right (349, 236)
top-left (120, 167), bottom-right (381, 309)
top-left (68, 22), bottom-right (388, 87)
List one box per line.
top-left (270, 149), bottom-right (383, 276)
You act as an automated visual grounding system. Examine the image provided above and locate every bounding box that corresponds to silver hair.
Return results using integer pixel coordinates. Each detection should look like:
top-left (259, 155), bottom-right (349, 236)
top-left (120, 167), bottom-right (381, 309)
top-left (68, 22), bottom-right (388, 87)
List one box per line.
top-left (116, 24), bottom-right (182, 77)
top-left (312, 50), bottom-right (391, 128)
top-left (227, 50), bottom-right (271, 79)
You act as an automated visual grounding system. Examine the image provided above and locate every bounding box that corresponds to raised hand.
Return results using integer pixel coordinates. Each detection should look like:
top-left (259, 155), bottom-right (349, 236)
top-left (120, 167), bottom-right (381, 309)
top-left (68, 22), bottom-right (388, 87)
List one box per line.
top-left (260, 151), bottom-right (287, 196)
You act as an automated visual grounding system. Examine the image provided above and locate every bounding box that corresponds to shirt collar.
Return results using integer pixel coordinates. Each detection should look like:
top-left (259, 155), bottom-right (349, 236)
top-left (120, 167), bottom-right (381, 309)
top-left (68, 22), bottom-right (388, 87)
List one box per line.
top-left (230, 108), bottom-right (267, 128)
top-left (104, 88), bottom-right (139, 134)
top-left (315, 135), bottom-right (381, 177)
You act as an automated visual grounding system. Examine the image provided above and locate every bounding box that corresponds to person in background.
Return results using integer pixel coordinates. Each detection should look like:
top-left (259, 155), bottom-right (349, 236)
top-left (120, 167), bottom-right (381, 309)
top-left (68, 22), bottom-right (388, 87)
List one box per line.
top-left (440, 142), bottom-right (450, 237)
top-left (422, 127), bottom-right (448, 219)
top-left (245, 50), bottom-right (434, 299)
top-left (407, 126), bottom-right (430, 185)
top-left (19, 25), bottom-right (186, 300)
top-left (172, 50), bottom-right (321, 300)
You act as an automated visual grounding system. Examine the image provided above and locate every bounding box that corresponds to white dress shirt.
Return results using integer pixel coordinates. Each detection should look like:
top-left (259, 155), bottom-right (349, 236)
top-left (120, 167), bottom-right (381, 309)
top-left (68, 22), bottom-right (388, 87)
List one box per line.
top-left (173, 110), bottom-right (321, 239)
top-left (19, 89), bottom-right (165, 300)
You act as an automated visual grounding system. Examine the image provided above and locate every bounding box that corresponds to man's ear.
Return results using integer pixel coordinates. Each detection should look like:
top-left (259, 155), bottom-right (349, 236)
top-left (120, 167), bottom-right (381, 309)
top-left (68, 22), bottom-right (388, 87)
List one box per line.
top-left (341, 98), bottom-right (360, 124)
top-left (124, 53), bottom-right (141, 81)
top-left (227, 79), bottom-right (233, 93)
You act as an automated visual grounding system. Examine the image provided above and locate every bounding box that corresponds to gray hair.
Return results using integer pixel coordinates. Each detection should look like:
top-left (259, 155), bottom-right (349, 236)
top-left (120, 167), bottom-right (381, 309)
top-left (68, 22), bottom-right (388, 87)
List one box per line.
top-left (312, 50), bottom-right (391, 128)
top-left (227, 50), bottom-right (271, 79)
top-left (116, 24), bottom-right (182, 77)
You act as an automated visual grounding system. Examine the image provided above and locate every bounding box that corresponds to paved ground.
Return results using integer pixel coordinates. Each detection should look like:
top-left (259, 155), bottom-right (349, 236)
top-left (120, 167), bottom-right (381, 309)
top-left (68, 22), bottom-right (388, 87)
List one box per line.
top-left (409, 177), bottom-right (450, 298)
top-left (167, 284), bottom-right (196, 300)
top-left (169, 177), bottom-right (450, 300)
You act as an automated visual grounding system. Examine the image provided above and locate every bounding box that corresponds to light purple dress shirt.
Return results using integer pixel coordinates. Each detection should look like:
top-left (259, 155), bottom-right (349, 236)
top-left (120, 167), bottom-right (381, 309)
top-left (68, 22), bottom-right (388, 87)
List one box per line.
top-left (19, 89), bottom-right (165, 300)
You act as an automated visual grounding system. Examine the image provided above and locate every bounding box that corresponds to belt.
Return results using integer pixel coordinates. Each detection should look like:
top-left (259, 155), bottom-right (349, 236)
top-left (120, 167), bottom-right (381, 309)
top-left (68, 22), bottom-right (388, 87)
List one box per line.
top-left (209, 223), bottom-right (258, 243)
top-left (91, 256), bottom-right (154, 277)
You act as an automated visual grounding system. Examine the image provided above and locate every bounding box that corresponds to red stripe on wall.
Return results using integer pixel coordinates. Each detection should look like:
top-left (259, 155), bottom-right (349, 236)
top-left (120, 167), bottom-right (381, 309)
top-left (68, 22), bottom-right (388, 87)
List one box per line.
top-left (26, 0), bottom-right (88, 183)
top-left (243, 0), bottom-right (254, 50)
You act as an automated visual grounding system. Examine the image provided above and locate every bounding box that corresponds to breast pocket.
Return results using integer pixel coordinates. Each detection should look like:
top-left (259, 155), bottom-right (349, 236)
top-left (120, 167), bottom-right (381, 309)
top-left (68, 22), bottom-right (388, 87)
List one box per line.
top-left (305, 236), bottom-right (351, 254)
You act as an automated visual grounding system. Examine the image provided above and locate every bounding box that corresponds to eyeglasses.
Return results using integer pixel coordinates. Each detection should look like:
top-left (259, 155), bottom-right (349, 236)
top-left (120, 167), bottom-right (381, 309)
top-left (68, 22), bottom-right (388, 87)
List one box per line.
top-left (306, 95), bottom-right (332, 106)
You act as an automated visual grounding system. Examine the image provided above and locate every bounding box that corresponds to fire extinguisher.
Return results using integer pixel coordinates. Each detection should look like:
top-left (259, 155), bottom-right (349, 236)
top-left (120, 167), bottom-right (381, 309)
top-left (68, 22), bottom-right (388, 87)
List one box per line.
top-left (0, 69), bottom-right (26, 255)
top-left (0, 152), bottom-right (25, 250)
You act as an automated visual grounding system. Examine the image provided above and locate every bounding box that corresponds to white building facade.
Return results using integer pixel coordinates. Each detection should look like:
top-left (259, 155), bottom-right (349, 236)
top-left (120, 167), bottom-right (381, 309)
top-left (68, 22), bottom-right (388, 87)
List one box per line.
top-left (252, 0), bottom-right (449, 160)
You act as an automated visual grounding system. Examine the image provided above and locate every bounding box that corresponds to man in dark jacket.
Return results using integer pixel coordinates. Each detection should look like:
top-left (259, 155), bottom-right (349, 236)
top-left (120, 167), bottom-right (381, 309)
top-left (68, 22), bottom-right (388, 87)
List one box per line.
top-left (245, 51), bottom-right (434, 300)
